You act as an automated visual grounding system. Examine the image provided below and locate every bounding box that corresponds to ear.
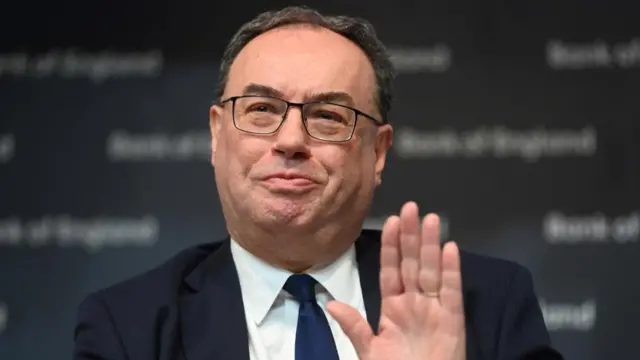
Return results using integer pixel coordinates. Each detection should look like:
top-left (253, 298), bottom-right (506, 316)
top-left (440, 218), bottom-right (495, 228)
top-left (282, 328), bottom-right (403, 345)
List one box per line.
top-left (374, 124), bottom-right (393, 186)
top-left (209, 104), bottom-right (224, 167)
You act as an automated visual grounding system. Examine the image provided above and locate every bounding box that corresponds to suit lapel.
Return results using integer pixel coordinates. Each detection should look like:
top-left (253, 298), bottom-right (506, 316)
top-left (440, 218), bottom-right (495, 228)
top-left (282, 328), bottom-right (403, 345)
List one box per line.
top-left (179, 239), bottom-right (250, 360)
top-left (355, 230), bottom-right (382, 334)
top-left (175, 232), bottom-right (480, 360)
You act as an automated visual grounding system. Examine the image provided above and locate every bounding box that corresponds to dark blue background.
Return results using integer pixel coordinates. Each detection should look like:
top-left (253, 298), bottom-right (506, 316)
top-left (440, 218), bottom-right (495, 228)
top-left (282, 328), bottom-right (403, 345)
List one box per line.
top-left (1, 1), bottom-right (639, 359)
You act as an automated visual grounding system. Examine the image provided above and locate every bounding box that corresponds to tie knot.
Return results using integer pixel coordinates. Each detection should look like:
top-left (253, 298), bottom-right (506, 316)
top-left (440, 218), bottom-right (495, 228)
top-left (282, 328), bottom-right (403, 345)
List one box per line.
top-left (284, 274), bottom-right (318, 303)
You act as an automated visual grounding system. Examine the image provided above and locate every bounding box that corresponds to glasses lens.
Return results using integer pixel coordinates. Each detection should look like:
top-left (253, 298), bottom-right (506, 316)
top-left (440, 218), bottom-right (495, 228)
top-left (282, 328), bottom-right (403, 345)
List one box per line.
top-left (234, 96), bottom-right (287, 133)
top-left (303, 103), bottom-right (356, 141)
top-left (231, 96), bottom-right (357, 141)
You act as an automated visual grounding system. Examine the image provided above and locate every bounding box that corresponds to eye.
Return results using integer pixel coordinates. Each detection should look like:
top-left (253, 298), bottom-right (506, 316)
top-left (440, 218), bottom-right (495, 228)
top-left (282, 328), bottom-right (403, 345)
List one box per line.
top-left (318, 111), bottom-right (337, 120)
top-left (247, 103), bottom-right (276, 113)
top-left (311, 110), bottom-right (346, 123)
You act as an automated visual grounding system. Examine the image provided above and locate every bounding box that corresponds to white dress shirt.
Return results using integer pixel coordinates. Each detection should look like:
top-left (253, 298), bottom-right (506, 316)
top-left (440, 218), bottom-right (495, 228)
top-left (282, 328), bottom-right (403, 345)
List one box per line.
top-left (230, 239), bottom-right (367, 360)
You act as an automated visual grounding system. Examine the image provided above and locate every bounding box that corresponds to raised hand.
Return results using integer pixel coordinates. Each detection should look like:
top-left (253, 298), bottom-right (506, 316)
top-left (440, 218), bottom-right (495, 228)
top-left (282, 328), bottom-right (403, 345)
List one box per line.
top-left (327, 201), bottom-right (466, 360)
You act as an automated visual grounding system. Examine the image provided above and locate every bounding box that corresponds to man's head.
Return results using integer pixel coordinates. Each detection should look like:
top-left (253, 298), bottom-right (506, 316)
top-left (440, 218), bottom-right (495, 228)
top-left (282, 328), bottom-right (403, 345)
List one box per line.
top-left (209, 6), bottom-right (395, 270)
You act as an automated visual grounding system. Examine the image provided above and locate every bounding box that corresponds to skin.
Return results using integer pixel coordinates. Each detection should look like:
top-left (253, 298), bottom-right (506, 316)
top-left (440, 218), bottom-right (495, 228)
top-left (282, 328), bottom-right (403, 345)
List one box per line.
top-left (209, 24), bottom-right (465, 360)
top-left (327, 204), bottom-right (466, 360)
top-left (209, 25), bottom-right (392, 272)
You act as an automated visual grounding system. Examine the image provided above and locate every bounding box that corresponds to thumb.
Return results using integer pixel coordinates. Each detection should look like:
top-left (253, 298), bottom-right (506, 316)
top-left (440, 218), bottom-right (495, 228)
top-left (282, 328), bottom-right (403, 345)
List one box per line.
top-left (326, 300), bottom-right (373, 356)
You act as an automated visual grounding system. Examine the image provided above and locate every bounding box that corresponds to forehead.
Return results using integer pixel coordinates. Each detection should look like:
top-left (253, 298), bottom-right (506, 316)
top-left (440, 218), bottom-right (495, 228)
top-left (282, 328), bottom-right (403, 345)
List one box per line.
top-left (226, 25), bottom-right (376, 109)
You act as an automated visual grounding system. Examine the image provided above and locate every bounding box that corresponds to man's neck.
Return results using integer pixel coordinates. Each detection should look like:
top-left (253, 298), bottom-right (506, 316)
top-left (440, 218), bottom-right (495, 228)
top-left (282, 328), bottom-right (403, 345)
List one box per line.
top-left (228, 231), bottom-right (357, 273)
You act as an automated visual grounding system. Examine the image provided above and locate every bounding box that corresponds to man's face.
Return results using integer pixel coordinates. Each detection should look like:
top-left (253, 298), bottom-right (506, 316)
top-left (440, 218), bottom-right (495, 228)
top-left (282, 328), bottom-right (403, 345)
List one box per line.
top-left (210, 25), bottom-right (392, 234)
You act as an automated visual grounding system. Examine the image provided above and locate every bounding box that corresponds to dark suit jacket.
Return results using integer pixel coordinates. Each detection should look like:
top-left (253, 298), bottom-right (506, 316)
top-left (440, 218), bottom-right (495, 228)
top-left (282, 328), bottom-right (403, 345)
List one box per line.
top-left (73, 230), bottom-right (563, 360)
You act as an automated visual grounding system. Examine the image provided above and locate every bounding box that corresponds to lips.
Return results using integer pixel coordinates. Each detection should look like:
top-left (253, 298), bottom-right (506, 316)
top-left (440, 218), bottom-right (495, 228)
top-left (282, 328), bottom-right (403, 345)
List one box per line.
top-left (264, 172), bottom-right (316, 182)
top-left (261, 172), bottom-right (318, 193)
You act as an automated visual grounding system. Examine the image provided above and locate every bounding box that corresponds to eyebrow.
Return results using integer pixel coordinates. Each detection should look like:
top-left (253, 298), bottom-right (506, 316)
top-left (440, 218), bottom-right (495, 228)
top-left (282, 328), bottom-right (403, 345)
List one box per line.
top-left (242, 83), bottom-right (284, 98)
top-left (306, 91), bottom-right (354, 106)
top-left (241, 83), bottom-right (355, 106)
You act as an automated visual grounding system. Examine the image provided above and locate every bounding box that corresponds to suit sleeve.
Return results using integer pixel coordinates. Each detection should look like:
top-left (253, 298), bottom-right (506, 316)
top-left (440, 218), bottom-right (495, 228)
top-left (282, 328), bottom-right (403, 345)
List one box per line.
top-left (496, 266), bottom-right (564, 360)
top-left (73, 293), bottom-right (128, 360)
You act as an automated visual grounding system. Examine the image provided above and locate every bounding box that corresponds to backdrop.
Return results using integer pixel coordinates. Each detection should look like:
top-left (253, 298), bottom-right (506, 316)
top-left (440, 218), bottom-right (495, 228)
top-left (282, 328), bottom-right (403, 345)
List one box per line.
top-left (1, 1), bottom-right (639, 359)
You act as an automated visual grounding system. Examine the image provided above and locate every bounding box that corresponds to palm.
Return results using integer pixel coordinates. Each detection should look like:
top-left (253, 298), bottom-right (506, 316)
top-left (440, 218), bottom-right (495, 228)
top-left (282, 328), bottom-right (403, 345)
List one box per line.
top-left (327, 202), bottom-right (466, 360)
top-left (368, 293), bottom-right (464, 360)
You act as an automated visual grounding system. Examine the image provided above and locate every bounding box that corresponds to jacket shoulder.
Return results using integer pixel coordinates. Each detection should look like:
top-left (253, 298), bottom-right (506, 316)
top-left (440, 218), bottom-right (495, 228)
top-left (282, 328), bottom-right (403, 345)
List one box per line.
top-left (458, 249), bottom-right (529, 291)
top-left (360, 228), bottom-right (529, 287)
top-left (74, 242), bottom-right (228, 359)
top-left (88, 241), bottom-right (224, 306)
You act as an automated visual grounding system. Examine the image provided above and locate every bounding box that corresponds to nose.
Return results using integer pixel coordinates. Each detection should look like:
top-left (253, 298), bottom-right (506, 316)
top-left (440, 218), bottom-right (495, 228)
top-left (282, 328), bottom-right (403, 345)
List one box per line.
top-left (271, 106), bottom-right (311, 159)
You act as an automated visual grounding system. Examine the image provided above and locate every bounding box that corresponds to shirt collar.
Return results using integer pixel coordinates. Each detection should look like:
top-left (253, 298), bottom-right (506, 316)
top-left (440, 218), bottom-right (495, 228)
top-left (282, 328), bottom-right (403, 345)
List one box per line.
top-left (230, 238), bottom-right (359, 325)
top-left (306, 244), bottom-right (360, 308)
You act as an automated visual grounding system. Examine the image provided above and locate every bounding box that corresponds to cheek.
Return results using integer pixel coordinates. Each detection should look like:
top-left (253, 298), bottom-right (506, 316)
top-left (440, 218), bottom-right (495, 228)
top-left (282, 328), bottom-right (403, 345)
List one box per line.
top-left (217, 130), bottom-right (267, 176)
top-left (345, 143), bottom-right (377, 185)
top-left (321, 145), bottom-right (368, 185)
top-left (215, 126), bottom-right (256, 169)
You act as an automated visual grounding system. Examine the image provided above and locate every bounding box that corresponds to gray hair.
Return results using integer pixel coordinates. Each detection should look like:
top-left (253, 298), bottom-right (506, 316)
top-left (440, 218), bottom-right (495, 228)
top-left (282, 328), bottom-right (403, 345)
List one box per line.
top-left (215, 6), bottom-right (396, 123)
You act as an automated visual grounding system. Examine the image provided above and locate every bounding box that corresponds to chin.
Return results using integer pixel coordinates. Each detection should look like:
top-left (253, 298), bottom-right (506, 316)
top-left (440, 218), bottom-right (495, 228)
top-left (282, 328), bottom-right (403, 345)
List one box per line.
top-left (258, 198), bottom-right (317, 227)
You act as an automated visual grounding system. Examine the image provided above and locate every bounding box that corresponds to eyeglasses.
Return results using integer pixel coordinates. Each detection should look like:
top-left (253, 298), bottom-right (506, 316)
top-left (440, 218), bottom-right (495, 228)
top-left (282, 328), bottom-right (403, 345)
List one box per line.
top-left (220, 95), bottom-right (384, 142)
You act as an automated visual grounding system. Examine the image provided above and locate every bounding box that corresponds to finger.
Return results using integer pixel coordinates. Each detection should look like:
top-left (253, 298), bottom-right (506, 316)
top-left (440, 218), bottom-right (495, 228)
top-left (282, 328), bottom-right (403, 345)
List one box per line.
top-left (326, 301), bottom-right (373, 357)
top-left (419, 213), bottom-right (442, 295)
top-left (380, 215), bottom-right (402, 297)
top-left (440, 241), bottom-right (464, 315)
top-left (400, 202), bottom-right (421, 293)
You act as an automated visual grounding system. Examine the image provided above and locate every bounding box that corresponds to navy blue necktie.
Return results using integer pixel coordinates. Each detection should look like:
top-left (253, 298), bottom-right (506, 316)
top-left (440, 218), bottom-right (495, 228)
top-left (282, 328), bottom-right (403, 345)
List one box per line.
top-left (284, 274), bottom-right (340, 360)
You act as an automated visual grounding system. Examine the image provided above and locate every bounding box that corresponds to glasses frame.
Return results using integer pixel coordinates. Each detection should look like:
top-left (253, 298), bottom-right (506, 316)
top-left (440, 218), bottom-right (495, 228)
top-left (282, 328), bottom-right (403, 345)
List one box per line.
top-left (219, 95), bottom-right (386, 143)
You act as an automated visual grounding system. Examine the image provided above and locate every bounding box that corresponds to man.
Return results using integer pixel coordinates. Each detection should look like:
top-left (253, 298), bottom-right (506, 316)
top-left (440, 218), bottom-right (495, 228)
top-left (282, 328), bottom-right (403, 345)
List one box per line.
top-left (74, 6), bottom-right (563, 360)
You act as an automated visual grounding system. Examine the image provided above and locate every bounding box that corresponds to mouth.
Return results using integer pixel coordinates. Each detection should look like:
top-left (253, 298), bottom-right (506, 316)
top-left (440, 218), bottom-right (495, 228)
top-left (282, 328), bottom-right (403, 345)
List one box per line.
top-left (261, 173), bottom-right (318, 193)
